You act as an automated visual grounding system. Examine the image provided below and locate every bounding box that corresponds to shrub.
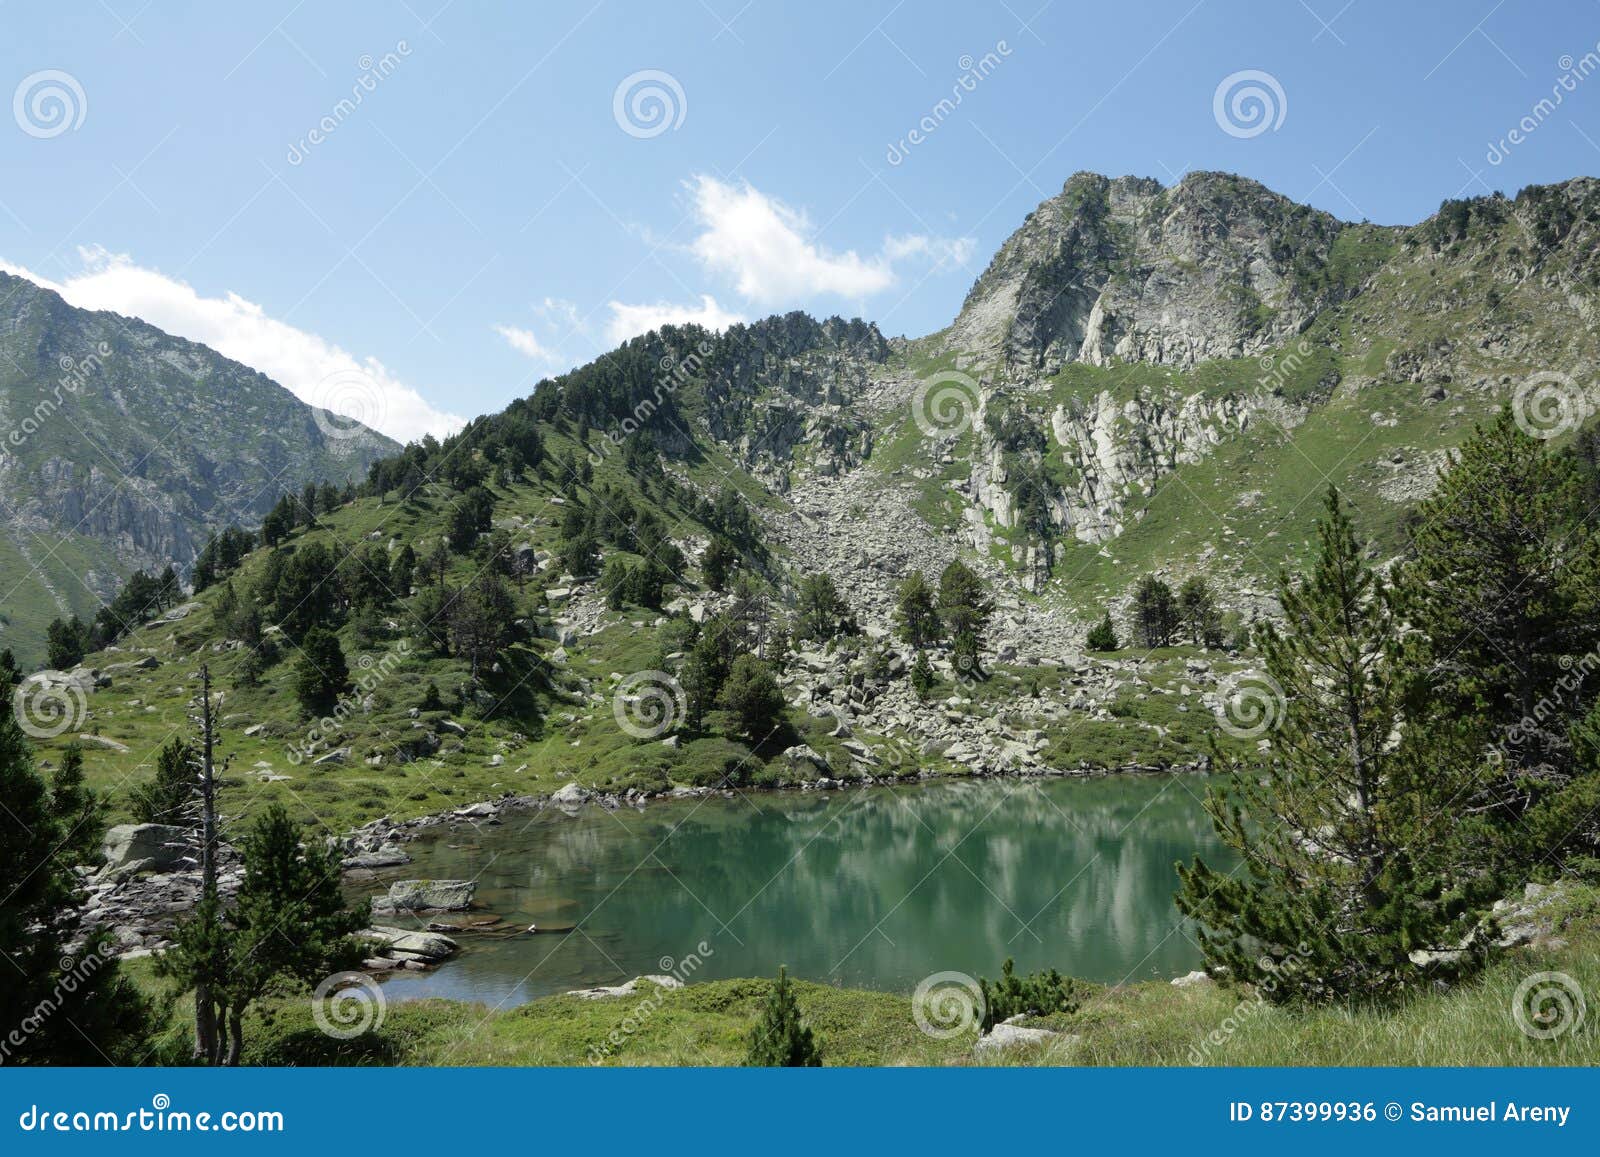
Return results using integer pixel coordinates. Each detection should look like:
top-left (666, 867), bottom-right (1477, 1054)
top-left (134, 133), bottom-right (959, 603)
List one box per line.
top-left (1086, 612), bottom-right (1118, 652)
top-left (978, 958), bottom-right (1083, 1030)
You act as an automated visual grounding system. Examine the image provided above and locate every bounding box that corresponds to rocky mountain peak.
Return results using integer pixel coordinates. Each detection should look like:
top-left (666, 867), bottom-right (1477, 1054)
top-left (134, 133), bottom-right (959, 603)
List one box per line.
top-left (948, 170), bottom-right (1351, 374)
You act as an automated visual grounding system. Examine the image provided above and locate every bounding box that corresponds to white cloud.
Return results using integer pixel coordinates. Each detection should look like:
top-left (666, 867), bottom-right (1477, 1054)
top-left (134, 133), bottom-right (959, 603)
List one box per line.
top-left (687, 176), bottom-right (892, 303)
top-left (494, 324), bottom-right (559, 363)
top-left (603, 294), bottom-right (745, 345)
top-left (0, 248), bottom-right (462, 442)
top-left (684, 175), bottom-right (975, 306)
top-left (882, 233), bottom-right (977, 269)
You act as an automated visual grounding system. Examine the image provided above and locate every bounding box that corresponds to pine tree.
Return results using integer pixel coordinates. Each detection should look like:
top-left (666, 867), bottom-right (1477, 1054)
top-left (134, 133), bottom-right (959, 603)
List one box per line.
top-left (702, 537), bottom-right (737, 592)
top-left (1086, 612), bottom-right (1118, 652)
top-left (161, 804), bottom-right (368, 1066)
top-left (50, 742), bottom-right (105, 864)
top-left (895, 570), bottom-right (942, 648)
top-left (450, 573), bottom-right (517, 681)
top-left (601, 557), bottom-right (632, 610)
top-left (937, 561), bottom-right (990, 673)
top-left (0, 707), bottom-right (152, 1063)
top-left (1177, 490), bottom-right (1502, 1002)
top-left (1131, 576), bottom-right (1179, 648)
top-left (390, 543), bottom-right (417, 594)
top-left (744, 967), bottom-right (821, 1066)
top-left (793, 572), bottom-right (857, 643)
top-left (716, 654), bottom-right (787, 743)
top-left (293, 627), bottom-right (350, 716)
top-left (683, 620), bottom-right (737, 730)
top-left (130, 737), bottom-right (195, 826)
top-left (226, 805), bottom-right (369, 1063)
top-left (909, 648), bottom-right (937, 698)
top-left (1178, 577), bottom-right (1223, 648)
top-left (1403, 407), bottom-right (1600, 827)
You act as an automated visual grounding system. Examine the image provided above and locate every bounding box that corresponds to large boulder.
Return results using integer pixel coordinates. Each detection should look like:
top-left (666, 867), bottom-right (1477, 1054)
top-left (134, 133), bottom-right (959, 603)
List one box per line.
top-left (365, 926), bottom-right (458, 960)
top-left (101, 824), bottom-right (190, 872)
top-left (551, 782), bottom-right (590, 806)
top-left (373, 879), bottom-right (476, 913)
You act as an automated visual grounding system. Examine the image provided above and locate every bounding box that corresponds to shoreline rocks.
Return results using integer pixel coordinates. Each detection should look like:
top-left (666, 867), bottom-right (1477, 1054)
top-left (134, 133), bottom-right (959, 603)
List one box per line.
top-left (372, 879), bottom-right (477, 914)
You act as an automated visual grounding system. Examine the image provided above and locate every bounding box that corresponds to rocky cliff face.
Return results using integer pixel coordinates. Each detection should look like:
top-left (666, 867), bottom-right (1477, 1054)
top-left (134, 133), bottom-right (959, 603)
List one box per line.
top-left (690, 313), bottom-right (889, 486)
top-left (949, 171), bottom-right (1354, 372)
top-left (966, 387), bottom-right (1281, 549)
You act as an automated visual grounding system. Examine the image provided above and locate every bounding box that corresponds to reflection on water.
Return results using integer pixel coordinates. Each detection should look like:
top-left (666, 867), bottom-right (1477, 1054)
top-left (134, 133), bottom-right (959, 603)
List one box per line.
top-left (374, 774), bottom-right (1232, 1006)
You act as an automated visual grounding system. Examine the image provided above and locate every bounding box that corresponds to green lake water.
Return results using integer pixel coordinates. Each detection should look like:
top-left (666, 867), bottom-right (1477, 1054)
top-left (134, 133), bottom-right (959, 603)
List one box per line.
top-left (373, 774), bottom-right (1232, 1007)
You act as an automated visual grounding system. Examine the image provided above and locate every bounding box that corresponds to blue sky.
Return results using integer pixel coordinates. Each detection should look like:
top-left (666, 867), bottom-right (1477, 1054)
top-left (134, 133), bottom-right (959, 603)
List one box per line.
top-left (3, 0), bottom-right (1598, 440)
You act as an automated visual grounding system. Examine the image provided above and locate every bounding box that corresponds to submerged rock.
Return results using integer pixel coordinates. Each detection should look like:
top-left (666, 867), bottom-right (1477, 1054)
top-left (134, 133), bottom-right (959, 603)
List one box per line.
top-left (373, 879), bottom-right (476, 913)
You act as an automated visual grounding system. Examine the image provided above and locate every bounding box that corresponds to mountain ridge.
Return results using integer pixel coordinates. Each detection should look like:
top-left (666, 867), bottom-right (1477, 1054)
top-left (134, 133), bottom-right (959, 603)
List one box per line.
top-left (0, 270), bottom-right (399, 664)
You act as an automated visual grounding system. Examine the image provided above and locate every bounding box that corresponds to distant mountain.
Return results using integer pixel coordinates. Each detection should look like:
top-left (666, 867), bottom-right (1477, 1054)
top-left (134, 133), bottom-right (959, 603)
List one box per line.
top-left (0, 271), bottom-right (399, 664)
